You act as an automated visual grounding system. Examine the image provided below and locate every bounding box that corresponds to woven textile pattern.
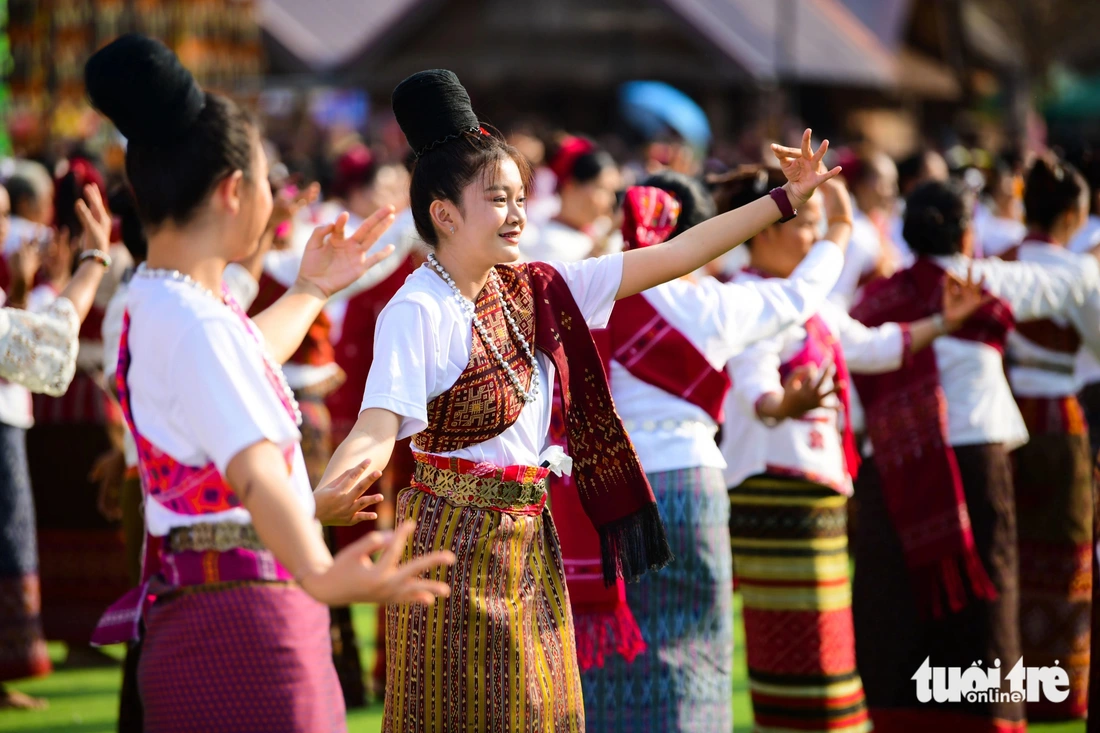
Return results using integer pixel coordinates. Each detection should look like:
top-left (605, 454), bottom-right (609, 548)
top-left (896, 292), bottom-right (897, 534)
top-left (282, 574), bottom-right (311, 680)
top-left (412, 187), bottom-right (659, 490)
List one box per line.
top-left (384, 486), bottom-right (584, 732)
top-left (140, 582), bottom-right (345, 733)
top-left (580, 467), bottom-right (733, 732)
top-left (729, 475), bottom-right (871, 733)
top-left (1013, 394), bottom-right (1092, 721)
top-left (414, 265), bottom-right (536, 453)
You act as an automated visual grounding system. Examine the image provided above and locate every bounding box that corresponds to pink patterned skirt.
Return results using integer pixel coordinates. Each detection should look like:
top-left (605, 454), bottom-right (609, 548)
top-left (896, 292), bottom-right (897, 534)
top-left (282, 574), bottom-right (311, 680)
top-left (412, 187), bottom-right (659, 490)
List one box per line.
top-left (139, 581), bottom-right (345, 732)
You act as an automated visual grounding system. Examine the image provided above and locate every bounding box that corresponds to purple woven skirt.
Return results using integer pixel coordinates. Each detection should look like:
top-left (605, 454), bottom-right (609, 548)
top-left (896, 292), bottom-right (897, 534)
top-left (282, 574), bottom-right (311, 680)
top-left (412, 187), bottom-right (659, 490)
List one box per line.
top-left (139, 581), bottom-right (346, 732)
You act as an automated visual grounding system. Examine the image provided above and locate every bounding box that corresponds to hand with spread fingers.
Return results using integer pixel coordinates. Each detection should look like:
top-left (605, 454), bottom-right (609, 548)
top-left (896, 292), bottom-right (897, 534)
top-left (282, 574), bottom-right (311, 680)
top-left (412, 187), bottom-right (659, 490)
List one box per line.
top-left (314, 458), bottom-right (386, 526)
top-left (74, 183), bottom-right (112, 255)
top-left (942, 265), bottom-right (991, 332)
top-left (756, 358), bottom-right (838, 423)
top-left (301, 520), bottom-right (455, 607)
top-left (770, 129), bottom-right (843, 209)
top-left (296, 207), bottom-right (397, 299)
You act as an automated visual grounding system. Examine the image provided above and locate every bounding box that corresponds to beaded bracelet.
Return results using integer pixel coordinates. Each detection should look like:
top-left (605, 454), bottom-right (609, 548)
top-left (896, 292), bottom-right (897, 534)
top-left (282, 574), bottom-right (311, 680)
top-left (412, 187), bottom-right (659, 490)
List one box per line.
top-left (78, 249), bottom-right (112, 269)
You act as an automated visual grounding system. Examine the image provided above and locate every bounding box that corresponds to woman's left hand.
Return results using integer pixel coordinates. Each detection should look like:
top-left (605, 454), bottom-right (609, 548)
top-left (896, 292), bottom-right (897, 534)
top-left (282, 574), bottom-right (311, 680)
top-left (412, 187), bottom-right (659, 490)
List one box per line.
top-left (314, 459), bottom-right (386, 526)
top-left (942, 265), bottom-right (989, 332)
top-left (770, 129), bottom-right (842, 208)
top-left (296, 206), bottom-right (397, 299)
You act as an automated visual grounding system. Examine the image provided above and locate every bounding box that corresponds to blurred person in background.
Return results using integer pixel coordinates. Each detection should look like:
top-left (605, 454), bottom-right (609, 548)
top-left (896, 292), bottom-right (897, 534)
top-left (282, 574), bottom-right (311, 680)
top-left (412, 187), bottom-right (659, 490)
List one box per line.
top-left (521, 135), bottom-right (621, 262)
top-left (1072, 153), bottom-right (1100, 459)
top-left (724, 167), bottom-right (985, 733)
top-left (321, 147), bottom-right (424, 704)
top-left (0, 179), bottom-right (115, 709)
top-left (26, 156), bottom-right (134, 668)
top-left (850, 179), bottom-right (1098, 732)
top-left (999, 155), bottom-right (1098, 722)
top-left (974, 161), bottom-right (1026, 258)
top-left (890, 147), bottom-right (951, 256)
top-left (577, 169), bottom-right (850, 731)
top-left (829, 147), bottom-right (902, 310)
top-left (3, 161), bottom-right (54, 262)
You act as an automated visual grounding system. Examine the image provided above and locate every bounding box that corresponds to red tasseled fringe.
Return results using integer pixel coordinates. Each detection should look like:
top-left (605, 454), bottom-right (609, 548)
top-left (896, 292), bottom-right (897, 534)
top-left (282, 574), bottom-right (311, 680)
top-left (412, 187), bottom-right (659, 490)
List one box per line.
top-left (916, 548), bottom-right (999, 620)
top-left (572, 602), bottom-right (647, 672)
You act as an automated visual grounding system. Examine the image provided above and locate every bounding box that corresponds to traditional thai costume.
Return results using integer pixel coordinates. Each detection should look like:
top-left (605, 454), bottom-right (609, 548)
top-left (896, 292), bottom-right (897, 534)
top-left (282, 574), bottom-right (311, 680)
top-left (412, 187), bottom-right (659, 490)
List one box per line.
top-left (998, 237), bottom-right (1100, 721)
top-left (850, 254), bottom-right (1092, 733)
top-left (93, 270), bottom-right (344, 732)
top-left (724, 273), bottom-right (912, 733)
top-left (363, 254), bottom-right (670, 732)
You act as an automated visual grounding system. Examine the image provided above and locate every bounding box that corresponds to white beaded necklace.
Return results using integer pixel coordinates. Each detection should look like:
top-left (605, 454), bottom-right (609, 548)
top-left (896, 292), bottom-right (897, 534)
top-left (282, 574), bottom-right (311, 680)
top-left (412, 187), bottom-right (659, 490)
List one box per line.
top-left (133, 264), bottom-right (303, 426)
top-left (427, 253), bottom-right (540, 404)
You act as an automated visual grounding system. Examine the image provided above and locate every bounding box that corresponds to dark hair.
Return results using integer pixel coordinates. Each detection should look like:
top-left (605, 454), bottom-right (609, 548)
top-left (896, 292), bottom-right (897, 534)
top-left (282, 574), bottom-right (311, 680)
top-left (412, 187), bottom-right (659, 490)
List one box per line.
top-left (903, 180), bottom-right (974, 257)
top-left (109, 186), bottom-right (148, 263)
top-left (641, 170), bottom-right (716, 237)
top-left (706, 166), bottom-right (787, 247)
top-left (5, 176), bottom-right (38, 218)
top-left (84, 35), bottom-right (258, 230)
top-left (54, 158), bottom-right (105, 237)
top-left (408, 128), bottom-right (533, 247)
top-left (548, 136), bottom-right (615, 188)
top-left (1023, 155), bottom-right (1088, 232)
top-left (708, 166), bottom-right (787, 215)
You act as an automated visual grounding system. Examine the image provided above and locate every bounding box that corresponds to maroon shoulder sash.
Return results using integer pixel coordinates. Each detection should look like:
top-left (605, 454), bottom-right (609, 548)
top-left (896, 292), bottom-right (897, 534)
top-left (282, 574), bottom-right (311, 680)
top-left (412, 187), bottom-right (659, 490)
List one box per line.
top-left (851, 258), bottom-right (1013, 617)
top-left (603, 293), bottom-right (730, 422)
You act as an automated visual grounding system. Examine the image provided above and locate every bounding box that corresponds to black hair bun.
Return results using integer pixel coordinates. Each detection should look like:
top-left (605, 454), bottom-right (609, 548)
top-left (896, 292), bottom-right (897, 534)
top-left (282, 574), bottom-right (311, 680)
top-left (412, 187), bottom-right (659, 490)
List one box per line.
top-left (85, 34), bottom-right (206, 147)
top-left (392, 70), bottom-right (480, 158)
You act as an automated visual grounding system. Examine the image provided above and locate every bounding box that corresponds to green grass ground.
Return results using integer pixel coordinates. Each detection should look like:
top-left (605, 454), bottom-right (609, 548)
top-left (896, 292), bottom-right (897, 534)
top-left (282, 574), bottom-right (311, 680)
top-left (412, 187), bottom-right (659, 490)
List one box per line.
top-left (0, 598), bottom-right (1084, 732)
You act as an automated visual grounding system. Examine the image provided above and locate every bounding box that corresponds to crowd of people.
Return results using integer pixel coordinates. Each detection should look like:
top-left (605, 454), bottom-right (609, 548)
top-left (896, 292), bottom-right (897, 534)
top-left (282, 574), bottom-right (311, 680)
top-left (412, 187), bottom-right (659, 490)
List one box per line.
top-left (1, 31), bottom-right (1100, 733)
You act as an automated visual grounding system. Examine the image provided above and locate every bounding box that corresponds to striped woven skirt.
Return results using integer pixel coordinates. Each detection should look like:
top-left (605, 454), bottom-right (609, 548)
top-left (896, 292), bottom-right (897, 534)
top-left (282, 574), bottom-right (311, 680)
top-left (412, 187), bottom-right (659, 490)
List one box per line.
top-left (0, 423), bottom-right (50, 683)
top-left (853, 443), bottom-right (1023, 733)
top-left (384, 454), bottom-right (584, 733)
top-left (1012, 395), bottom-right (1092, 721)
top-left (729, 474), bottom-right (871, 733)
top-left (580, 466), bottom-right (732, 732)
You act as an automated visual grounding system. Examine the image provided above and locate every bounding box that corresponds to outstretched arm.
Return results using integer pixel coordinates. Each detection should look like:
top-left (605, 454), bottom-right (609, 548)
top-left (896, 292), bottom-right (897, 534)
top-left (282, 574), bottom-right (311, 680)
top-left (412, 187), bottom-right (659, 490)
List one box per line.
top-left (315, 407), bottom-right (402, 526)
top-left (253, 207), bottom-right (396, 363)
top-left (616, 130), bottom-right (841, 300)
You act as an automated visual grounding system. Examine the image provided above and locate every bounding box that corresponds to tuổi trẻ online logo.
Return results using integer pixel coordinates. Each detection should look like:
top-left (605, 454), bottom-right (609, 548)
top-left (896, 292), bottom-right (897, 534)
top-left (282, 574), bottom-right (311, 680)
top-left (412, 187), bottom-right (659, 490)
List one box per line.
top-left (912, 657), bottom-right (1070, 704)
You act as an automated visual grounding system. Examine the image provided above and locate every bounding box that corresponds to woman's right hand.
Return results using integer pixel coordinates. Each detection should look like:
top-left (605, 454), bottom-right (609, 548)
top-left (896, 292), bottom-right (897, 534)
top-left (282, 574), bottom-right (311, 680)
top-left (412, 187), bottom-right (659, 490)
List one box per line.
top-left (301, 520), bottom-right (454, 607)
top-left (770, 129), bottom-right (842, 208)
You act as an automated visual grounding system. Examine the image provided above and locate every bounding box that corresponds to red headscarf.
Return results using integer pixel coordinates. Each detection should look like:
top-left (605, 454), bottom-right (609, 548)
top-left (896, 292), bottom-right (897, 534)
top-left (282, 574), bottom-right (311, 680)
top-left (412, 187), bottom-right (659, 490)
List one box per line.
top-left (549, 136), bottom-right (596, 190)
top-left (620, 185), bottom-right (681, 251)
top-left (330, 145), bottom-right (375, 199)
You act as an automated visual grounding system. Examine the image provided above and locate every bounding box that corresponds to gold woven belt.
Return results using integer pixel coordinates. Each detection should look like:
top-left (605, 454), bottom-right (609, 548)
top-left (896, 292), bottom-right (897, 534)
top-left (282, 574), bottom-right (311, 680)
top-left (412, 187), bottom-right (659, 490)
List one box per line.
top-left (412, 461), bottom-right (548, 513)
top-left (167, 523), bottom-right (266, 554)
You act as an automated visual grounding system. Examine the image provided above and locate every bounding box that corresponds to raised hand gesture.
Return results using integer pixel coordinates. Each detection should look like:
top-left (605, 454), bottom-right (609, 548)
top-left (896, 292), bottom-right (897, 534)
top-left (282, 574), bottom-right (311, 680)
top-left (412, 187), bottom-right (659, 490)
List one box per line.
top-left (942, 265), bottom-right (989, 332)
top-left (296, 207), bottom-right (396, 299)
top-left (74, 184), bottom-right (112, 255)
top-left (777, 359), bottom-right (838, 420)
top-left (302, 520), bottom-right (455, 607)
top-left (770, 129), bottom-right (843, 208)
top-left (314, 458), bottom-right (385, 526)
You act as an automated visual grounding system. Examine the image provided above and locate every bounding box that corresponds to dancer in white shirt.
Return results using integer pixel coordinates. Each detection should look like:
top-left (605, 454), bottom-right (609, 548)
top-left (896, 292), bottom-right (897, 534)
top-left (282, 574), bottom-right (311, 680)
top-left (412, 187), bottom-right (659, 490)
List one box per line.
top-left (850, 178), bottom-right (1097, 732)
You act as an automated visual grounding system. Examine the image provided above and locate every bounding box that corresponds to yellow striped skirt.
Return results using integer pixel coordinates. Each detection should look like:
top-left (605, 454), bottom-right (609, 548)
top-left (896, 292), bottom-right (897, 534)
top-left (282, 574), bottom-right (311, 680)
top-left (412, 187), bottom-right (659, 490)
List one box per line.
top-left (383, 462), bottom-right (584, 733)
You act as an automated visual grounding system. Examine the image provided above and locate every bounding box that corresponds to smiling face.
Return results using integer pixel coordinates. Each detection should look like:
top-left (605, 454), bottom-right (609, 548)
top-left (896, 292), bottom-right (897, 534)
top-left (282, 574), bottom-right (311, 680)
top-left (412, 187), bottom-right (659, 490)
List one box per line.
top-left (441, 155), bottom-right (528, 268)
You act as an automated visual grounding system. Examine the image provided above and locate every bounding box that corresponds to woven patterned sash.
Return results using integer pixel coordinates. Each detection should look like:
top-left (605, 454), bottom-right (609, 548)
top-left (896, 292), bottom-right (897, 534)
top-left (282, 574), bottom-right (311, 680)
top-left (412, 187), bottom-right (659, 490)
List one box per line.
top-left (413, 265), bottom-right (536, 452)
